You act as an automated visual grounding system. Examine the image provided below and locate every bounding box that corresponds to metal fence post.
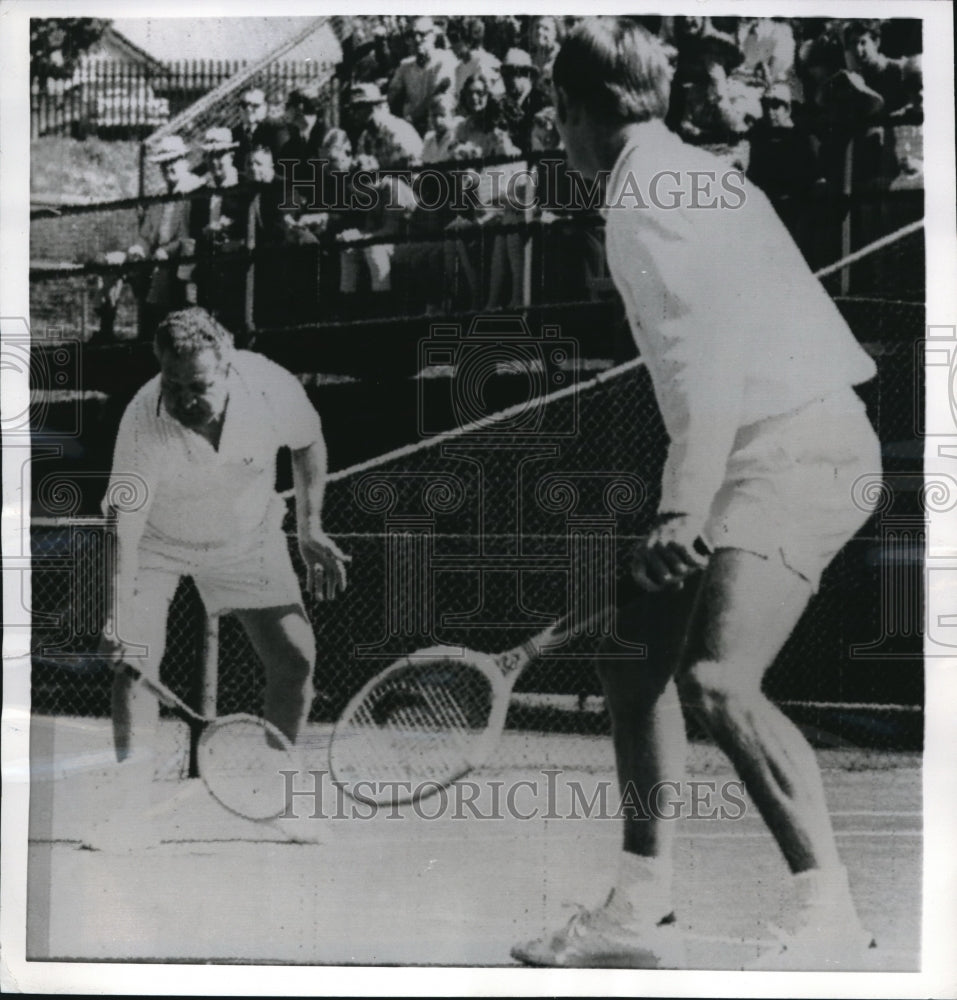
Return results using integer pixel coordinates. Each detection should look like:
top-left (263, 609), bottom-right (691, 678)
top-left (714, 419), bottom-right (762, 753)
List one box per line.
top-left (188, 611), bottom-right (220, 777)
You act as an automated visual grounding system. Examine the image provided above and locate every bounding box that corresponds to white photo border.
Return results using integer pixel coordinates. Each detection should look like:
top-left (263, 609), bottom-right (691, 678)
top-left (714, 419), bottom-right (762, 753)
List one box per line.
top-left (2, 0), bottom-right (955, 995)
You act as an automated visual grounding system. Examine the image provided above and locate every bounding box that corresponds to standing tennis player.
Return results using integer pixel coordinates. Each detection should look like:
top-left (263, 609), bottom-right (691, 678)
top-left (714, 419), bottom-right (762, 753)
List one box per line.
top-left (90, 307), bottom-right (347, 847)
top-left (512, 19), bottom-right (881, 969)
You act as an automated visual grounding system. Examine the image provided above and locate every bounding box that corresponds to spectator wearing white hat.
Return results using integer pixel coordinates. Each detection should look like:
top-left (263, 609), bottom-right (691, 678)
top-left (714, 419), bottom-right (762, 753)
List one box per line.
top-left (387, 16), bottom-right (457, 135)
top-left (127, 135), bottom-right (205, 337)
top-left (232, 88), bottom-right (290, 177)
top-left (190, 128), bottom-right (248, 338)
top-left (351, 82), bottom-right (424, 169)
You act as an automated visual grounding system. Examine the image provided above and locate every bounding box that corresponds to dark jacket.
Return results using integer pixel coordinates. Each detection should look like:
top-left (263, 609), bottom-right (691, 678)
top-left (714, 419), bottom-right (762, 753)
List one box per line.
top-left (232, 118), bottom-right (291, 174)
top-left (132, 177), bottom-right (203, 307)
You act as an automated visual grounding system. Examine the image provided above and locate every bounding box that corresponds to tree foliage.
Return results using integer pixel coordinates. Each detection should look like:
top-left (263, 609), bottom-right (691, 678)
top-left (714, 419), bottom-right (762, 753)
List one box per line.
top-left (31, 19), bottom-right (111, 84)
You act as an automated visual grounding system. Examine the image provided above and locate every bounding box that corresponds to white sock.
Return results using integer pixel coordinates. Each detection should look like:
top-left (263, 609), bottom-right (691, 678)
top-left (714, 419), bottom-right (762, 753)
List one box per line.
top-left (606, 853), bottom-right (674, 924)
top-left (792, 865), bottom-right (854, 913)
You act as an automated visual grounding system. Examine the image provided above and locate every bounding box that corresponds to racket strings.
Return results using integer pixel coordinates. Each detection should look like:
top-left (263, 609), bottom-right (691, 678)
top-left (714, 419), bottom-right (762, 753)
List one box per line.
top-left (332, 660), bottom-right (495, 797)
top-left (197, 715), bottom-right (297, 821)
top-left (354, 679), bottom-right (468, 779)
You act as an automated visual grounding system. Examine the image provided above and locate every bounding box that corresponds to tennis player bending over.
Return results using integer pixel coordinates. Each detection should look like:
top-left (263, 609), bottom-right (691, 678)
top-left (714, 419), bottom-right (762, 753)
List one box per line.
top-left (512, 19), bottom-right (881, 970)
top-left (91, 307), bottom-right (347, 846)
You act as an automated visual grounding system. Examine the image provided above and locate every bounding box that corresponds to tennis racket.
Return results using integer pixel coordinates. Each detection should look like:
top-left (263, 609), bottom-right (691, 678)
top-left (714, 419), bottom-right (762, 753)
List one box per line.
top-left (34, 654), bottom-right (297, 822)
top-left (329, 592), bottom-right (633, 807)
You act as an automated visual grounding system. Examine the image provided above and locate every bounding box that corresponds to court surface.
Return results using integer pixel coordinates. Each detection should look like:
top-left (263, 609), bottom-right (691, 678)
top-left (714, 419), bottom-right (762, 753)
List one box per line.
top-left (25, 715), bottom-right (921, 969)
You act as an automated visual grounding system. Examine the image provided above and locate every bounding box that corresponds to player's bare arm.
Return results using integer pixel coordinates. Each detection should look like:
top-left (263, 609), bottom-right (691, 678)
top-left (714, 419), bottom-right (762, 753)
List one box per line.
top-left (291, 438), bottom-right (350, 601)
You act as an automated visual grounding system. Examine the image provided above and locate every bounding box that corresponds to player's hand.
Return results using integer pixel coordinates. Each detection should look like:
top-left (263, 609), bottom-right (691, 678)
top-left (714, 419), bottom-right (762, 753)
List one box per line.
top-left (631, 515), bottom-right (710, 592)
top-left (97, 628), bottom-right (135, 671)
top-left (153, 247), bottom-right (169, 261)
top-left (299, 531), bottom-right (351, 601)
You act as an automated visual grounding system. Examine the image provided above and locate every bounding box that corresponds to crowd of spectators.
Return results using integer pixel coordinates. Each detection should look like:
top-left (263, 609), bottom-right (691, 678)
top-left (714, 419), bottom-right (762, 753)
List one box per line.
top-left (94, 15), bottom-right (924, 342)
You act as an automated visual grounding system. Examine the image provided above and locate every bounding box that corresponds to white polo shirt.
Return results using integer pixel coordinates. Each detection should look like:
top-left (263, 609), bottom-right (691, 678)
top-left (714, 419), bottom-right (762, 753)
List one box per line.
top-left (104, 350), bottom-right (322, 547)
top-left (603, 120), bottom-right (877, 527)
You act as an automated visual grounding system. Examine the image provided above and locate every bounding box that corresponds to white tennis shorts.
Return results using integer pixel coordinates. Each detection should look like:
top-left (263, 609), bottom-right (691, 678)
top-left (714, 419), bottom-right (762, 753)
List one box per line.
top-left (702, 389), bottom-right (882, 591)
top-left (116, 523), bottom-right (303, 671)
top-left (137, 522), bottom-right (303, 617)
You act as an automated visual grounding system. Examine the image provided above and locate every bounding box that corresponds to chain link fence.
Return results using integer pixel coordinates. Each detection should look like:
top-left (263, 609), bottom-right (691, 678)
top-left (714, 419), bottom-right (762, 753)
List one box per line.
top-left (30, 321), bottom-right (924, 756)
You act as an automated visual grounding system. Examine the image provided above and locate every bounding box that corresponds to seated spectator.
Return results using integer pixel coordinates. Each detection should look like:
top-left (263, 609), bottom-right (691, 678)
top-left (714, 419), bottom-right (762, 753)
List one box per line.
top-left (232, 88), bottom-right (289, 178)
top-left (245, 144), bottom-right (318, 330)
top-left (530, 105), bottom-right (561, 154)
top-left (190, 127), bottom-right (248, 337)
top-left (387, 16), bottom-right (457, 136)
top-left (499, 48), bottom-right (550, 154)
top-left (448, 76), bottom-right (523, 309)
top-left (529, 16), bottom-right (561, 90)
top-left (843, 19), bottom-right (922, 119)
top-left (345, 22), bottom-right (402, 89)
top-left (332, 148), bottom-right (421, 315)
top-left (796, 26), bottom-right (847, 116)
top-left (421, 93), bottom-right (464, 164)
top-left (453, 72), bottom-right (516, 157)
top-left (450, 18), bottom-right (504, 99)
top-left (526, 109), bottom-right (607, 306)
top-left (747, 83), bottom-right (822, 201)
top-left (279, 85), bottom-right (327, 179)
top-left (666, 17), bottom-right (751, 143)
top-left (127, 135), bottom-right (205, 338)
top-left (352, 82), bottom-right (424, 169)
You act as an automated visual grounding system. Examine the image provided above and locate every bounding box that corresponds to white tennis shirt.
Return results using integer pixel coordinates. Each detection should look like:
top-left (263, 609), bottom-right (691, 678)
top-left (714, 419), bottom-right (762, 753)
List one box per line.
top-left (104, 350), bottom-right (321, 547)
top-left (602, 119), bottom-right (877, 526)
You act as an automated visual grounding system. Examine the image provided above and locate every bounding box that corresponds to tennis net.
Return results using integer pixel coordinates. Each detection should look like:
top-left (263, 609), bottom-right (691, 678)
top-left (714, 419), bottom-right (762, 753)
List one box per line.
top-left (28, 219), bottom-right (925, 770)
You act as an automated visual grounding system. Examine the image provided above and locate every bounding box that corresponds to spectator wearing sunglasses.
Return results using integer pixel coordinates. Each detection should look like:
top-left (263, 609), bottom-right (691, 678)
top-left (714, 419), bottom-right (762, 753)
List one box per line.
top-left (232, 88), bottom-right (289, 178)
top-left (387, 16), bottom-right (457, 136)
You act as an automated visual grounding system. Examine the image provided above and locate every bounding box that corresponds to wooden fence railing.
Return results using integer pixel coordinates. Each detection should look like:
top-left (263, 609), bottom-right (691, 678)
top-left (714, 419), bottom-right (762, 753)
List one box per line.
top-left (32, 59), bottom-right (325, 138)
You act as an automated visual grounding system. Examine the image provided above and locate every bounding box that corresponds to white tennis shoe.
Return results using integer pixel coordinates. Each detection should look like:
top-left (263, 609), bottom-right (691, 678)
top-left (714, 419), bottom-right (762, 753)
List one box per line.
top-left (511, 893), bottom-right (686, 969)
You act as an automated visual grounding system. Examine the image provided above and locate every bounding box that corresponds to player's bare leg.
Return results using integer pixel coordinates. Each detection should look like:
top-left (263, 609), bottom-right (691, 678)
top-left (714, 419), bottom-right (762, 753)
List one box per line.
top-left (676, 548), bottom-right (872, 967)
top-left (677, 549), bottom-right (835, 871)
top-left (598, 585), bottom-right (700, 904)
top-left (234, 605), bottom-right (323, 842)
top-left (234, 604), bottom-right (316, 744)
top-left (511, 587), bottom-right (698, 968)
top-left (83, 610), bottom-right (168, 851)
